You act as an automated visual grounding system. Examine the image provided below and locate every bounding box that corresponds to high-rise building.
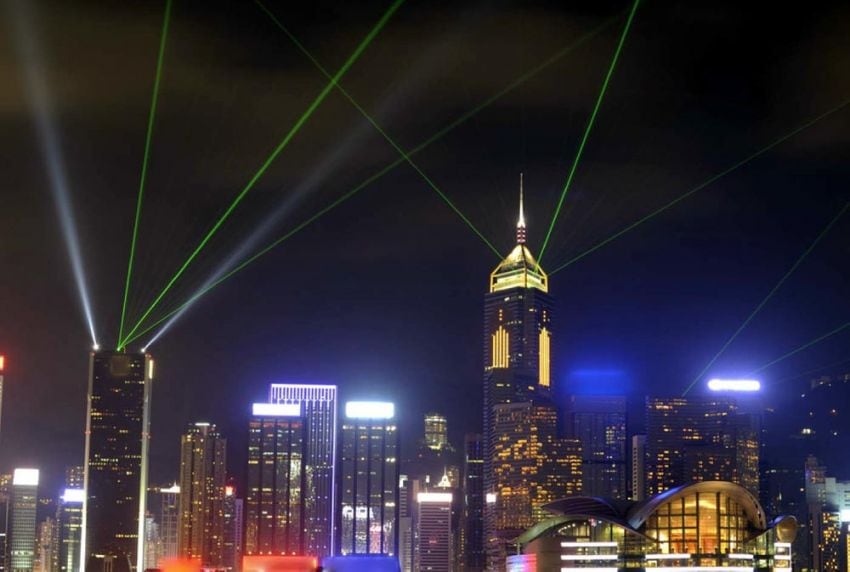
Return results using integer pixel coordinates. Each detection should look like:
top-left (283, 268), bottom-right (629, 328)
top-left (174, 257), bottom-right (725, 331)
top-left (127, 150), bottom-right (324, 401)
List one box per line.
top-left (56, 490), bottom-right (83, 572)
top-left (62, 471), bottom-right (83, 494)
top-left (33, 517), bottom-right (56, 572)
top-left (460, 433), bottom-right (484, 572)
top-left (82, 350), bottom-right (153, 572)
top-left (178, 422), bottom-right (226, 566)
top-left (397, 475), bottom-right (419, 572)
top-left (424, 413), bottom-right (448, 451)
top-left (0, 355), bottom-right (5, 446)
top-left (337, 401), bottom-right (399, 558)
top-left (221, 485), bottom-right (242, 572)
top-left (268, 384), bottom-right (337, 558)
top-left (804, 455), bottom-right (850, 572)
top-left (630, 434), bottom-right (646, 501)
top-left (245, 403), bottom-right (307, 556)
top-left (146, 484), bottom-right (179, 567)
top-left (141, 516), bottom-right (160, 572)
top-left (567, 395), bottom-right (627, 499)
top-left (1, 473), bottom-right (12, 572)
top-left (9, 468), bottom-right (39, 572)
top-left (645, 396), bottom-right (759, 496)
top-left (416, 493), bottom-right (452, 572)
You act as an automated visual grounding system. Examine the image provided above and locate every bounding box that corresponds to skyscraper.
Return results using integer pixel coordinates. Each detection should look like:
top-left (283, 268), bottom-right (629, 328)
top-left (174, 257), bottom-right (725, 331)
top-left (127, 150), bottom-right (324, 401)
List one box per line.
top-left (0, 355), bottom-right (5, 446)
top-left (423, 413), bottom-right (448, 451)
top-left (482, 187), bottom-right (578, 570)
top-left (82, 350), bottom-right (152, 572)
top-left (178, 422), bottom-right (226, 566)
top-left (416, 493), bottom-right (452, 572)
top-left (567, 395), bottom-right (627, 499)
top-left (645, 396), bottom-right (759, 496)
top-left (1, 473), bottom-right (12, 572)
top-left (9, 468), bottom-right (39, 572)
top-left (33, 517), bottom-right (56, 572)
top-left (57, 490), bottom-right (84, 572)
top-left (337, 401), bottom-right (399, 558)
top-left (156, 485), bottom-right (180, 565)
top-left (460, 434), bottom-right (484, 572)
top-left (268, 384), bottom-right (337, 558)
top-left (245, 403), bottom-right (307, 556)
top-left (630, 434), bottom-right (646, 501)
top-left (221, 486), bottom-right (242, 572)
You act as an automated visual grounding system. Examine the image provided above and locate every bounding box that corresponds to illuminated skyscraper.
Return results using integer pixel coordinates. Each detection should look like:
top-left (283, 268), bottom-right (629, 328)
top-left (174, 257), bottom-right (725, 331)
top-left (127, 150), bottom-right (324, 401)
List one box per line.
top-left (631, 434), bottom-right (646, 501)
top-left (82, 350), bottom-right (152, 572)
top-left (57, 489), bottom-right (84, 572)
top-left (416, 493), bottom-right (452, 572)
top-left (567, 395), bottom-right (627, 499)
top-left (268, 384), bottom-right (337, 558)
top-left (483, 186), bottom-right (577, 570)
top-left (9, 469), bottom-right (39, 572)
top-left (424, 413), bottom-right (448, 451)
top-left (178, 423), bottom-right (226, 566)
top-left (221, 486), bottom-right (242, 572)
top-left (337, 401), bottom-right (399, 557)
top-left (155, 485), bottom-right (179, 564)
top-left (645, 397), bottom-right (759, 496)
top-left (460, 434), bottom-right (484, 572)
top-left (244, 403), bottom-right (307, 556)
top-left (33, 517), bottom-right (56, 572)
top-left (1, 473), bottom-right (11, 572)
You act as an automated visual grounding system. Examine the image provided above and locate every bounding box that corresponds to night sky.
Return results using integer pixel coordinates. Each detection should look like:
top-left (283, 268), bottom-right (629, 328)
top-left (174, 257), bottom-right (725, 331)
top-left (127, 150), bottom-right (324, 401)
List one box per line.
top-left (1, 0), bottom-right (849, 495)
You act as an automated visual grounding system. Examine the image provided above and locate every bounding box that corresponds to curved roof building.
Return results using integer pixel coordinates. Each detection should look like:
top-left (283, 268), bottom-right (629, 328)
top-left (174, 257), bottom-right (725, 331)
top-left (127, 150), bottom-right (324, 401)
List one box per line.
top-left (507, 481), bottom-right (796, 572)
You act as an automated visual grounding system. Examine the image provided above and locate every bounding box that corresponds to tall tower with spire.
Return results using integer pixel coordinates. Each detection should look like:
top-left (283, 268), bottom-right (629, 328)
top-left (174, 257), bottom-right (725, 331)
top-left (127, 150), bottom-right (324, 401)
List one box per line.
top-left (479, 177), bottom-right (581, 571)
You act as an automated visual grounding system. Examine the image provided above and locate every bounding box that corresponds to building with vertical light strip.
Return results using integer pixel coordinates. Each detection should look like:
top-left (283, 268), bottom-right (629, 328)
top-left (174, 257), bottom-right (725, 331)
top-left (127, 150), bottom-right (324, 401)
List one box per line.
top-left (268, 383), bottom-right (337, 558)
top-left (9, 469), bottom-right (39, 572)
top-left (245, 402), bottom-right (307, 557)
top-left (417, 493), bottom-right (452, 572)
top-left (178, 422), bottom-right (227, 566)
top-left (483, 186), bottom-right (580, 570)
top-left (57, 489), bottom-right (84, 572)
top-left (337, 401), bottom-right (399, 558)
top-left (82, 351), bottom-right (153, 572)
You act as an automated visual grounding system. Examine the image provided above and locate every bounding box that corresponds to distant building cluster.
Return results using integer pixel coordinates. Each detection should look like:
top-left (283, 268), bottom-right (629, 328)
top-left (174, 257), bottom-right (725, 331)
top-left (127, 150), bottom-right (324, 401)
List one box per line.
top-left (4, 198), bottom-right (848, 572)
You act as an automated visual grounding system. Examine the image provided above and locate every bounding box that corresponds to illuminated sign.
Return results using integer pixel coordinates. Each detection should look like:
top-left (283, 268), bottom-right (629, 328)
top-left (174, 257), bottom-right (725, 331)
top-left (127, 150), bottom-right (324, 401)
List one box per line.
top-left (13, 468), bottom-right (39, 486)
top-left (707, 379), bottom-right (760, 392)
top-left (417, 492), bottom-right (453, 503)
top-left (160, 484), bottom-right (180, 494)
top-left (62, 488), bottom-right (85, 503)
top-left (252, 402), bottom-right (301, 417)
top-left (344, 401), bottom-right (395, 419)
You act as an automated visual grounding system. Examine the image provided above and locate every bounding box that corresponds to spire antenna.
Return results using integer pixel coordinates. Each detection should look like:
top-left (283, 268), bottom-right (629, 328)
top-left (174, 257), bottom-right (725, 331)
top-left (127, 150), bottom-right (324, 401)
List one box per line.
top-left (517, 173), bottom-right (527, 244)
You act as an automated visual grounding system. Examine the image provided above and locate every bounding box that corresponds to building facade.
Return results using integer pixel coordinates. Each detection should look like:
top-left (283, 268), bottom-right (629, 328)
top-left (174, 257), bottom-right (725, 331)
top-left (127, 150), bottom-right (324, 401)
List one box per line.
top-left (245, 403), bottom-right (307, 556)
top-left (9, 469), bottom-right (39, 572)
top-left (511, 481), bottom-right (797, 572)
top-left (57, 490), bottom-right (83, 572)
top-left (268, 384), bottom-right (337, 558)
top-left (416, 493), bottom-right (452, 572)
top-left (645, 397), bottom-right (759, 497)
top-left (178, 423), bottom-right (226, 566)
top-left (567, 395), bottom-right (627, 499)
top-left (221, 486), bottom-right (243, 572)
top-left (461, 433), bottom-right (485, 572)
top-left (82, 351), bottom-right (152, 572)
top-left (337, 401), bottom-right (399, 557)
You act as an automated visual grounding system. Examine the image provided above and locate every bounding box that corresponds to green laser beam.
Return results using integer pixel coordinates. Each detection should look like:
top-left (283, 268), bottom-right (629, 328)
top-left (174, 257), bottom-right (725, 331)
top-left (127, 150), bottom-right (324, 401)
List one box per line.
top-left (117, 0), bottom-right (172, 348)
top-left (121, 14), bottom-right (622, 346)
top-left (749, 321), bottom-right (850, 375)
top-left (769, 355), bottom-right (850, 386)
top-left (549, 98), bottom-right (850, 275)
top-left (256, 0), bottom-right (501, 258)
top-left (119, 0), bottom-right (405, 348)
top-left (682, 201), bottom-right (850, 396)
top-left (538, 0), bottom-right (640, 262)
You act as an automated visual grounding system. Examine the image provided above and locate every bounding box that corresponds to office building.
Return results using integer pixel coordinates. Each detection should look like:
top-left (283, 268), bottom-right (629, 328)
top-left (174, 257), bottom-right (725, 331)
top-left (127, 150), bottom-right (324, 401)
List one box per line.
top-left (142, 515), bottom-right (160, 572)
top-left (397, 475), bottom-right (419, 572)
top-left (268, 384), bottom-right (337, 558)
top-left (337, 401), bottom-right (399, 557)
top-left (461, 434), bottom-right (484, 572)
top-left (245, 403), bottom-right (307, 556)
top-left (510, 481), bottom-right (797, 571)
top-left (221, 485), bottom-right (243, 572)
top-left (57, 489), bottom-right (83, 572)
top-left (1, 473), bottom-right (12, 572)
top-left (82, 350), bottom-right (153, 572)
top-left (423, 413), bottom-right (448, 452)
top-left (33, 517), bottom-right (56, 572)
top-left (416, 493), bottom-right (452, 572)
top-left (567, 395), bottom-right (627, 499)
top-left (9, 468), bottom-right (39, 572)
top-left (645, 396), bottom-right (759, 496)
top-left (178, 423), bottom-right (226, 565)
top-left (630, 434), bottom-right (646, 501)
top-left (483, 187), bottom-right (571, 571)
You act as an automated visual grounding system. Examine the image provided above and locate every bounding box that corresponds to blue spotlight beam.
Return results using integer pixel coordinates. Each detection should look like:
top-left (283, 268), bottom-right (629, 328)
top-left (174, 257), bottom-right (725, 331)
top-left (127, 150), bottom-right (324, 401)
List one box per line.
top-left (683, 201), bottom-right (850, 396)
